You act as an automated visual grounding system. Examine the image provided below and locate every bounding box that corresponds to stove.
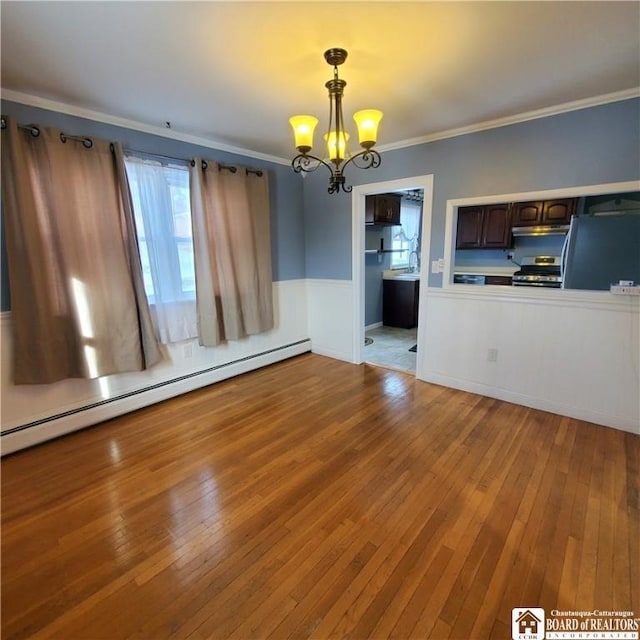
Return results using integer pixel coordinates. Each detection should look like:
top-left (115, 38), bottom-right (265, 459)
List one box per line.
top-left (512, 256), bottom-right (562, 288)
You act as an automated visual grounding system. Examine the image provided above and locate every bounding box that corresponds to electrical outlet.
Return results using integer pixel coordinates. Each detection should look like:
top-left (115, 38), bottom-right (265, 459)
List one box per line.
top-left (431, 260), bottom-right (440, 274)
top-left (183, 343), bottom-right (193, 358)
top-left (487, 348), bottom-right (498, 362)
top-left (507, 251), bottom-right (515, 261)
top-left (437, 258), bottom-right (445, 272)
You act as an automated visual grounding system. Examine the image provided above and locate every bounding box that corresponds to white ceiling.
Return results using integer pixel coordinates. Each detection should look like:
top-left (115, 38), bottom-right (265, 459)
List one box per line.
top-left (2, 1), bottom-right (639, 162)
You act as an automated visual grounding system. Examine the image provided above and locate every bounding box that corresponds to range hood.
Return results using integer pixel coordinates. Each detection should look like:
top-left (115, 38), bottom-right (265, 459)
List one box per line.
top-left (512, 224), bottom-right (570, 237)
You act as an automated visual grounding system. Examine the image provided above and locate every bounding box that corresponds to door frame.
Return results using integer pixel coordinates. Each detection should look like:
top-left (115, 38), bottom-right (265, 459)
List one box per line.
top-left (351, 174), bottom-right (435, 369)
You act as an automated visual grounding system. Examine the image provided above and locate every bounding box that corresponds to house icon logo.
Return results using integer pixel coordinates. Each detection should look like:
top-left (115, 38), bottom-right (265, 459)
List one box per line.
top-left (512, 607), bottom-right (545, 640)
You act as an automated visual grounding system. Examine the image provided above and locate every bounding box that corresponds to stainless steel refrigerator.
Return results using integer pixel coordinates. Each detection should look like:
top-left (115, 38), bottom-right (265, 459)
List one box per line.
top-left (561, 213), bottom-right (640, 290)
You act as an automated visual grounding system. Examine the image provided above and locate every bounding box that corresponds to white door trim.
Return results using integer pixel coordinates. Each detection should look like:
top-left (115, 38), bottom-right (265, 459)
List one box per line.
top-left (351, 174), bottom-right (435, 367)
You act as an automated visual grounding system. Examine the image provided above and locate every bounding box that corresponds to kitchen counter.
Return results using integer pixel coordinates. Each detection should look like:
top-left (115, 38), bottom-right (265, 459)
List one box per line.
top-left (453, 266), bottom-right (517, 276)
top-left (383, 270), bottom-right (420, 281)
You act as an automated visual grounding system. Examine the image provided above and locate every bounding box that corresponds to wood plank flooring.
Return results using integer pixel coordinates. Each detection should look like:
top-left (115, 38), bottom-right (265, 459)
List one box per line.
top-left (1, 353), bottom-right (638, 639)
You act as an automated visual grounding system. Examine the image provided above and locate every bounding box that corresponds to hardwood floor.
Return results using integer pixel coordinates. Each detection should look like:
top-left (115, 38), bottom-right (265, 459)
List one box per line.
top-left (1, 353), bottom-right (638, 639)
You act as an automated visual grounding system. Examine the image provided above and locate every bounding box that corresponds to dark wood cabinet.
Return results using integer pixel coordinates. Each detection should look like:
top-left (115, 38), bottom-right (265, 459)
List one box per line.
top-left (511, 201), bottom-right (543, 226)
top-left (365, 193), bottom-right (401, 225)
top-left (455, 197), bottom-right (577, 250)
top-left (456, 204), bottom-right (512, 249)
top-left (456, 206), bottom-right (484, 248)
top-left (482, 204), bottom-right (512, 248)
top-left (383, 279), bottom-right (419, 328)
top-left (542, 198), bottom-right (576, 224)
top-left (511, 198), bottom-right (576, 226)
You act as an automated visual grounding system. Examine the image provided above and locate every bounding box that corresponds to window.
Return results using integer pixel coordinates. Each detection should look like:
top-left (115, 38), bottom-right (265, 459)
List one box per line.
top-left (124, 156), bottom-right (197, 343)
top-left (390, 201), bottom-right (422, 269)
top-left (125, 157), bottom-right (194, 301)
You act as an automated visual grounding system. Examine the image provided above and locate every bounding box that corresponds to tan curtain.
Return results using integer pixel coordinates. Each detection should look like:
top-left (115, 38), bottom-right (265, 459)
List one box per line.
top-left (190, 161), bottom-right (274, 346)
top-left (0, 118), bottom-right (163, 384)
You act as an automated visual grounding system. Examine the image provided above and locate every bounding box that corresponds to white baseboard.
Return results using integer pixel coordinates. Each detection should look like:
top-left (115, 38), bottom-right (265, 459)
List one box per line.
top-left (310, 345), bottom-right (354, 363)
top-left (420, 370), bottom-right (639, 434)
top-left (419, 288), bottom-right (640, 435)
top-left (365, 322), bottom-right (383, 331)
top-left (1, 279), bottom-right (311, 454)
top-left (1, 340), bottom-right (311, 455)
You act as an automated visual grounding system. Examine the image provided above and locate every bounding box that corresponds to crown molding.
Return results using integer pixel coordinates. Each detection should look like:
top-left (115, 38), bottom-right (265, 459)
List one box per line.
top-left (376, 87), bottom-right (640, 154)
top-left (3, 86), bottom-right (639, 162)
top-left (0, 88), bottom-right (291, 166)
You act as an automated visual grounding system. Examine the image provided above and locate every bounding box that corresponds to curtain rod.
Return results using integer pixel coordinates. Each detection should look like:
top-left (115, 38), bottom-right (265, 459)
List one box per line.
top-left (189, 158), bottom-right (263, 177)
top-left (122, 147), bottom-right (263, 177)
top-left (1, 117), bottom-right (93, 148)
top-left (1, 118), bottom-right (264, 176)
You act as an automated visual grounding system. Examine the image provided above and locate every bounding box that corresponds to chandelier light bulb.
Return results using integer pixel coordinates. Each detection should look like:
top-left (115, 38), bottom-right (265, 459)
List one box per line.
top-left (324, 131), bottom-right (350, 162)
top-left (289, 115), bottom-right (319, 153)
top-left (353, 109), bottom-right (383, 149)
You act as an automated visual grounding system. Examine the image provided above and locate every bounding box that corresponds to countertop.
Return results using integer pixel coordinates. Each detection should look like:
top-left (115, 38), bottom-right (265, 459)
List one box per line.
top-left (453, 266), bottom-right (517, 276)
top-left (383, 270), bottom-right (420, 281)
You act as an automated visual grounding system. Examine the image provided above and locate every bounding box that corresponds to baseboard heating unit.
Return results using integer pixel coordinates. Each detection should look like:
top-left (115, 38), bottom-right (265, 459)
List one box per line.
top-left (1, 339), bottom-right (311, 455)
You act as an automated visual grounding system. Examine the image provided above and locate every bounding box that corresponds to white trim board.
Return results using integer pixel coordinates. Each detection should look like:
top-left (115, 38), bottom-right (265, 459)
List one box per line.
top-left (351, 175), bottom-right (435, 369)
top-left (1, 340), bottom-right (311, 455)
top-left (1, 279), bottom-right (311, 453)
top-left (422, 370), bottom-right (639, 435)
top-left (5, 87), bottom-right (638, 163)
top-left (306, 278), bottom-right (355, 363)
top-left (419, 287), bottom-right (639, 434)
top-left (376, 87), bottom-right (640, 153)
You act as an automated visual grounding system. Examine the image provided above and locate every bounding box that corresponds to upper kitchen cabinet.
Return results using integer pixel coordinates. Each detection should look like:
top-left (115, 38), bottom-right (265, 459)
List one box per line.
top-left (456, 206), bottom-right (484, 248)
top-left (456, 204), bottom-right (512, 249)
top-left (482, 204), bottom-right (512, 247)
top-left (543, 198), bottom-right (577, 223)
top-left (511, 198), bottom-right (577, 227)
top-left (365, 193), bottom-right (401, 225)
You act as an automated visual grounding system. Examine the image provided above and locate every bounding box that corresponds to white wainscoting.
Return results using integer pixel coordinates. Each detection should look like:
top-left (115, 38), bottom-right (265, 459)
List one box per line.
top-left (419, 287), bottom-right (640, 434)
top-left (1, 279), bottom-right (310, 454)
top-left (306, 279), bottom-right (355, 362)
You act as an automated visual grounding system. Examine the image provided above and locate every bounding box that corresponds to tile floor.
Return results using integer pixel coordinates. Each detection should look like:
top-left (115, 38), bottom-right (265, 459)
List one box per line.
top-left (364, 325), bottom-right (418, 374)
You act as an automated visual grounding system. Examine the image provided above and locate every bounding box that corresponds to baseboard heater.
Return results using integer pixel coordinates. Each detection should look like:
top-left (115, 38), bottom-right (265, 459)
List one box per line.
top-left (2, 339), bottom-right (311, 439)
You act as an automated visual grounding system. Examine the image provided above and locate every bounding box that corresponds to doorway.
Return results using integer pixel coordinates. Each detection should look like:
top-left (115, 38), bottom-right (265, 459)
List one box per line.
top-left (351, 174), bottom-right (434, 375)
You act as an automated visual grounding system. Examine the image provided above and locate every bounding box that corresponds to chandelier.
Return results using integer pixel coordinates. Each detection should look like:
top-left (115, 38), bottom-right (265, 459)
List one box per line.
top-left (289, 48), bottom-right (383, 194)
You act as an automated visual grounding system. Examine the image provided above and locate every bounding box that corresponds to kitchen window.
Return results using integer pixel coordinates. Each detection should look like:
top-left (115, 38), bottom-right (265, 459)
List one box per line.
top-left (390, 200), bottom-right (422, 269)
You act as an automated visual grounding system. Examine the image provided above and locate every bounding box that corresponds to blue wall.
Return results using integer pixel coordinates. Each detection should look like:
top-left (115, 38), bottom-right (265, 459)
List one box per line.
top-left (364, 225), bottom-right (394, 326)
top-left (3, 97), bottom-right (639, 311)
top-left (303, 98), bottom-right (640, 286)
top-left (0, 100), bottom-right (306, 310)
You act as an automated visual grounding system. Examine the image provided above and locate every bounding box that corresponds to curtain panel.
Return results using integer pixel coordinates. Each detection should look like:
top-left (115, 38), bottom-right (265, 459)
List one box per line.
top-left (1, 118), bottom-right (163, 384)
top-left (190, 161), bottom-right (274, 346)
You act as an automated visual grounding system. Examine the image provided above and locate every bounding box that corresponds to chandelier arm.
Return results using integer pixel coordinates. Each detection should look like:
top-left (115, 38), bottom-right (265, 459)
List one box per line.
top-left (291, 153), bottom-right (335, 175)
top-left (340, 148), bottom-right (382, 172)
